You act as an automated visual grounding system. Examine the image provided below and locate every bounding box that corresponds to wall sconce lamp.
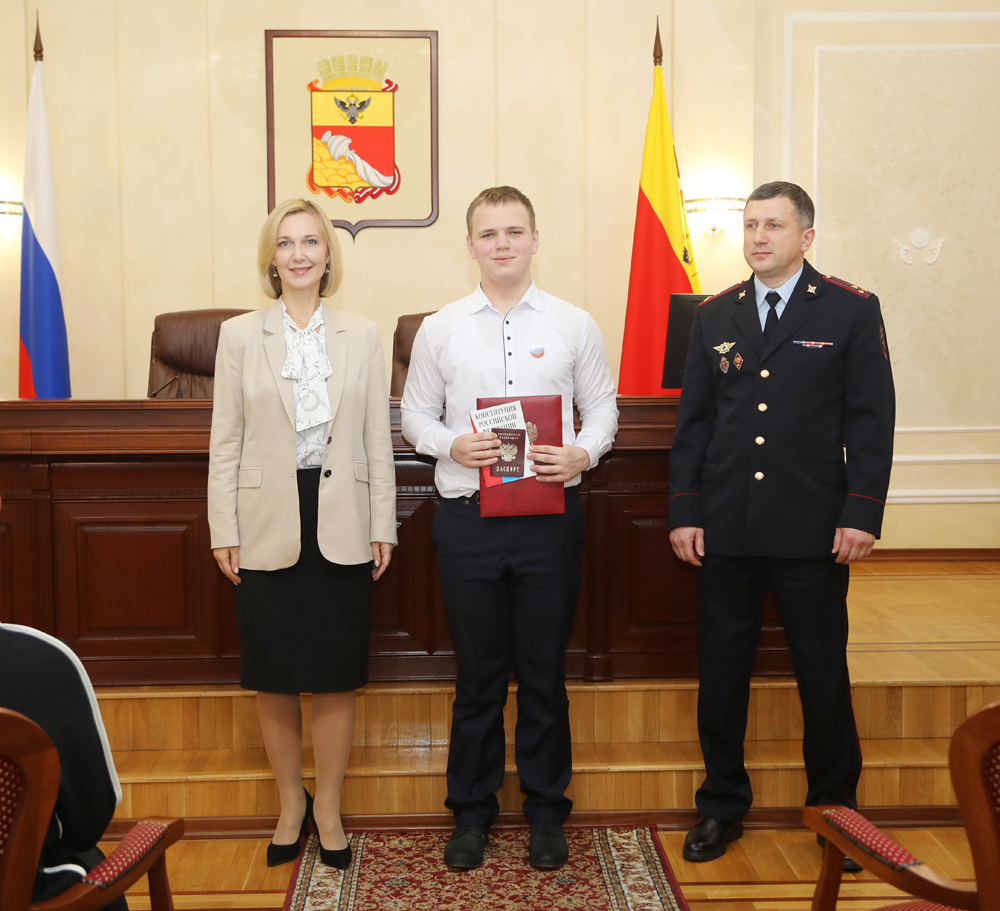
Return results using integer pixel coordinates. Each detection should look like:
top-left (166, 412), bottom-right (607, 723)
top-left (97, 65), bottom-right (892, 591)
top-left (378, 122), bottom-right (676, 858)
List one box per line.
top-left (1, 201), bottom-right (24, 216)
top-left (685, 196), bottom-right (747, 235)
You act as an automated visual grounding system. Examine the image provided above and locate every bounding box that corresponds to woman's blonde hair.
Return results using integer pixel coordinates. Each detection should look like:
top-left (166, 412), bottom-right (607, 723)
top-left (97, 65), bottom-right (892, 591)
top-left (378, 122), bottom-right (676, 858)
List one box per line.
top-left (257, 198), bottom-right (342, 299)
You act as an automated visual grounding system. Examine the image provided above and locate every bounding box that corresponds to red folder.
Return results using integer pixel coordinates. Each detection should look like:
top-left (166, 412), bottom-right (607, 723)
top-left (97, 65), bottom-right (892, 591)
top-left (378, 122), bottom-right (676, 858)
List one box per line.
top-left (476, 395), bottom-right (564, 517)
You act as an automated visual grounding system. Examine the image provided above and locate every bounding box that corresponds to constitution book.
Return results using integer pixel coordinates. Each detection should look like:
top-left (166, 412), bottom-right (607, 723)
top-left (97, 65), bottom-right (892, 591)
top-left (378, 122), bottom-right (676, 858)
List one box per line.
top-left (473, 395), bottom-right (564, 517)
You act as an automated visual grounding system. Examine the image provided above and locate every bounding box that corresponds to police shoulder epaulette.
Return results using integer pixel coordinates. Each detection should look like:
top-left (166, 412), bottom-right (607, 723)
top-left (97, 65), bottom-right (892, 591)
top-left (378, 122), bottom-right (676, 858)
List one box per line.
top-left (823, 275), bottom-right (873, 298)
top-left (699, 281), bottom-right (746, 306)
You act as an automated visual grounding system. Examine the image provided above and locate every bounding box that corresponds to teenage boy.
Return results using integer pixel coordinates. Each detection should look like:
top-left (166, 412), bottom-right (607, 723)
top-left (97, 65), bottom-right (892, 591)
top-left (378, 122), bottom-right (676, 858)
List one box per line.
top-left (400, 186), bottom-right (618, 870)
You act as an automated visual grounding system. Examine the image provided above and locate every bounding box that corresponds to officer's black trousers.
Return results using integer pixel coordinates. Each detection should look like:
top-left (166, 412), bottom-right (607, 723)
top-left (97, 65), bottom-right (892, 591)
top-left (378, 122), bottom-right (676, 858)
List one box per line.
top-left (695, 554), bottom-right (862, 821)
top-left (433, 488), bottom-right (583, 828)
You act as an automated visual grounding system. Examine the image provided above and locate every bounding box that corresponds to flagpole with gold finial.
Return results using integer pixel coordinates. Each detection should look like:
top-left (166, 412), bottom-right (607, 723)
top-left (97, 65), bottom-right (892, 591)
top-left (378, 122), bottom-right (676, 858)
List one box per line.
top-left (34, 14), bottom-right (43, 62)
top-left (617, 17), bottom-right (701, 396)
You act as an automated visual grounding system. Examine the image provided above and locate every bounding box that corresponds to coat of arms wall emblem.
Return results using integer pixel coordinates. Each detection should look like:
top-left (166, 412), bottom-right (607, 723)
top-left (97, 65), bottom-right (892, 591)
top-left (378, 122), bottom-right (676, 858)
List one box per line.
top-left (307, 55), bottom-right (401, 204)
top-left (266, 31), bottom-right (439, 237)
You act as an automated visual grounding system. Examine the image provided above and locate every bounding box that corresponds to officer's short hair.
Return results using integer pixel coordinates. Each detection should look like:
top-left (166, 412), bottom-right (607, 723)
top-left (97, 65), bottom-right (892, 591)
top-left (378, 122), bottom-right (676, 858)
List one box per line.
top-left (746, 181), bottom-right (815, 229)
top-left (466, 186), bottom-right (536, 235)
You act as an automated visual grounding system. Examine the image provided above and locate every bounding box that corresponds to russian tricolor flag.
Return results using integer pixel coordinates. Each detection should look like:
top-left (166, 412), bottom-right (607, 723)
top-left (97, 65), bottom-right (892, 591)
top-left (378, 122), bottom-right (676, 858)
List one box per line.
top-left (19, 53), bottom-right (70, 399)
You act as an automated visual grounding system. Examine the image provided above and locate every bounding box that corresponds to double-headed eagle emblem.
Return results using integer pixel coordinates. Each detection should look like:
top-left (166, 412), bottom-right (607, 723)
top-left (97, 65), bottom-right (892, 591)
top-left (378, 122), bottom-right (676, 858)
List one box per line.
top-left (335, 94), bottom-right (371, 124)
top-left (499, 442), bottom-right (518, 462)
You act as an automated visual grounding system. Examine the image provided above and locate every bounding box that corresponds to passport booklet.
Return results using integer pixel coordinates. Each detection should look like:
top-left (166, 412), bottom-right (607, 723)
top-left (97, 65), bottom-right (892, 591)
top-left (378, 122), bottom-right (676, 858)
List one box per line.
top-left (471, 394), bottom-right (564, 516)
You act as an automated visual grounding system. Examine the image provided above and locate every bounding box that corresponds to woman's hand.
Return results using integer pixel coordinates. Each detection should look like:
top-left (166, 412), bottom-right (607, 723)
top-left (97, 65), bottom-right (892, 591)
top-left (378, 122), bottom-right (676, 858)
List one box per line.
top-left (371, 542), bottom-right (394, 581)
top-left (213, 546), bottom-right (241, 585)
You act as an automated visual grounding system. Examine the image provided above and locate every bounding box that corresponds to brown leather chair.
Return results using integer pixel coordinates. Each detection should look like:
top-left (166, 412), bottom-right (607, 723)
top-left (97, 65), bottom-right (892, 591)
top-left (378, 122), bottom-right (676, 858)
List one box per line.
top-left (390, 311), bottom-right (436, 396)
top-left (147, 309), bottom-right (250, 398)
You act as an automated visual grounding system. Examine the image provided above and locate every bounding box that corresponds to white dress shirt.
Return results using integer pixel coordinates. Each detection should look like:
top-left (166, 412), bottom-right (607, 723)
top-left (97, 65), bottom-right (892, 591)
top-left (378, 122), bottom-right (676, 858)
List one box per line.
top-left (753, 264), bottom-right (803, 331)
top-left (400, 282), bottom-right (619, 498)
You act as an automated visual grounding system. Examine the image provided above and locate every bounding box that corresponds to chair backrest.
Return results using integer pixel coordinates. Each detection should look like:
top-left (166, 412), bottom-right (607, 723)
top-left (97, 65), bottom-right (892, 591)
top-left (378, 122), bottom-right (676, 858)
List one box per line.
top-left (390, 311), bottom-right (436, 397)
top-left (950, 699), bottom-right (1000, 908)
top-left (0, 625), bottom-right (120, 851)
top-left (147, 308), bottom-right (250, 399)
top-left (0, 708), bottom-right (60, 911)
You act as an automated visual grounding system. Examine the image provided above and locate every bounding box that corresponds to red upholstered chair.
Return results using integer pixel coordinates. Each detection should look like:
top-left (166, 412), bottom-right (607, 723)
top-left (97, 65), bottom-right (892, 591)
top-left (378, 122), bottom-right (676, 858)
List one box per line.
top-left (390, 311), bottom-right (436, 397)
top-left (147, 308), bottom-right (250, 398)
top-left (805, 700), bottom-right (1000, 911)
top-left (0, 707), bottom-right (183, 911)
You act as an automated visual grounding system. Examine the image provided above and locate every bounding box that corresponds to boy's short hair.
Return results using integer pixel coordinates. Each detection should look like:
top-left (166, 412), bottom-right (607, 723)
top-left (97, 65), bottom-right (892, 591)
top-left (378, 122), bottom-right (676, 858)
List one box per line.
top-left (746, 181), bottom-right (815, 229)
top-left (466, 186), bottom-right (536, 235)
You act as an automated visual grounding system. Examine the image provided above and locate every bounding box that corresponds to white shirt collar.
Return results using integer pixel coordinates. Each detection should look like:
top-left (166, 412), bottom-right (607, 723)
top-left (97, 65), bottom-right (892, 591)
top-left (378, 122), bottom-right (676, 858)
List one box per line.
top-left (754, 264), bottom-right (804, 307)
top-left (467, 281), bottom-right (545, 315)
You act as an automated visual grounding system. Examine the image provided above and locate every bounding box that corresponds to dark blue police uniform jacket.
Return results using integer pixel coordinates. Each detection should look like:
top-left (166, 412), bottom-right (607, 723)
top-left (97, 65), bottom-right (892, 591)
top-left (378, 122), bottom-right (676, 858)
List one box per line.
top-left (669, 260), bottom-right (895, 556)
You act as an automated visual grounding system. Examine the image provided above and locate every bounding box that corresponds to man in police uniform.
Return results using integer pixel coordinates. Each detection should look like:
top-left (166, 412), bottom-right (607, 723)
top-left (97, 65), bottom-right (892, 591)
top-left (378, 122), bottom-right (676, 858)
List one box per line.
top-left (668, 181), bottom-right (895, 864)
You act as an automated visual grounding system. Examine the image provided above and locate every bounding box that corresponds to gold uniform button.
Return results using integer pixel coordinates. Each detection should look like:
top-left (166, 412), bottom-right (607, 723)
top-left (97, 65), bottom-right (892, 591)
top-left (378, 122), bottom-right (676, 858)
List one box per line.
top-left (760, 369), bottom-right (770, 378)
top-left (758, 403), bottom-right (767, 412)
top-left (755, 436), bottom-right (765, 445)
top-left (754, 471), bottom-right (764, 481)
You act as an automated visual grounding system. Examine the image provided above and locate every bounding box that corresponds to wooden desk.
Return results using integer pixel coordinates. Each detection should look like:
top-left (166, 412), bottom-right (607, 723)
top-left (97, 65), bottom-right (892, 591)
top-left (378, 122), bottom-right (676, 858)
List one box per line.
top-left (0, 398), bottom-right (791, 684)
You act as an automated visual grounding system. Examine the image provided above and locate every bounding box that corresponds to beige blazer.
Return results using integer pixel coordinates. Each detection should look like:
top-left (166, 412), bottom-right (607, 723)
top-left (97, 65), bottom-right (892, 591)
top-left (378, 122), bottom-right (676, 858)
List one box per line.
top-left (208, 302), bottom-right (397, 571)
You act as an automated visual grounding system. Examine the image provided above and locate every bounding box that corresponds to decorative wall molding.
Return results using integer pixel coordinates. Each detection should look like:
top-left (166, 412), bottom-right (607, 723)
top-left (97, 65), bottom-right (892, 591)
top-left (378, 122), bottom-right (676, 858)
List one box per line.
top-left (886, 489), bottom-right (1000, 505)
top-left (892, 454), bottom-right (1000, 465)
top-left (894, 426), bottom-right (1000, 434)
top-left (782, 11), bottom-right (1000, 177)
top-left (894, 230), bottom-right (945, 266)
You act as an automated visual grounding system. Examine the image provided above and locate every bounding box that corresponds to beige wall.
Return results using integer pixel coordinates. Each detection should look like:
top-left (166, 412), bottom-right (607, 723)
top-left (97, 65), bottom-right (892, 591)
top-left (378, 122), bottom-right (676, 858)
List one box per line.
top-left (1, 0), bottom-right (997, 547)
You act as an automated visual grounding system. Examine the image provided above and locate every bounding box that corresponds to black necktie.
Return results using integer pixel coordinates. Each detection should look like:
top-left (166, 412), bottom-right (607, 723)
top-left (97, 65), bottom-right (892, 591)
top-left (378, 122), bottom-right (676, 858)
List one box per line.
top-left (763, 291), bottom-right (781, 343)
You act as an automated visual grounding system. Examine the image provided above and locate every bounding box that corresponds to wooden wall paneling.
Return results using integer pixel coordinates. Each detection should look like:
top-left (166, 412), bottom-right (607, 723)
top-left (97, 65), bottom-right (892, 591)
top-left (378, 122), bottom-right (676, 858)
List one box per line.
top-left (368, 457), bottom-right (454, 680)
top-left (30, 458), bottom-right (56, 633)
top-left (0, 398), bottom-right (806, 683)
top-left (50, 458), bottom-right (219, 671)
top-left (565, 485), bottom-right (592, 680)
top-left (604, 447), bottom-right (699, 677)
top-left (0, 496), bottom-right (39, 628)
top-left (583, 461), bottom-right (611, 681)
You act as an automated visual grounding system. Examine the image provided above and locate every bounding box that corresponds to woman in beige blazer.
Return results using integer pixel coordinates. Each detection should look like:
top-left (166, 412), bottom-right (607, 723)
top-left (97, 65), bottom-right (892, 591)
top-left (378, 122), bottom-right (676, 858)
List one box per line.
top-left (208, 198), bottom-right (396, 871)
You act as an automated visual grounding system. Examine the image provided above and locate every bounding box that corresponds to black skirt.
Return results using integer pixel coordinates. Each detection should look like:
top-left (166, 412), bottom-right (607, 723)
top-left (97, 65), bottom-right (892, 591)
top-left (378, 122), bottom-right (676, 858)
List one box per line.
top-left (233, 468), bottom-right (372, 693)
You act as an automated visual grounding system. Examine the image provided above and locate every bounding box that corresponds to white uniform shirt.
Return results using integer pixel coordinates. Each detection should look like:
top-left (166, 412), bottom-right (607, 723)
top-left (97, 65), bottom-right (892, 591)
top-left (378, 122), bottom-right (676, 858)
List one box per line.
top-left (400, 282), bottom-right (618, 498)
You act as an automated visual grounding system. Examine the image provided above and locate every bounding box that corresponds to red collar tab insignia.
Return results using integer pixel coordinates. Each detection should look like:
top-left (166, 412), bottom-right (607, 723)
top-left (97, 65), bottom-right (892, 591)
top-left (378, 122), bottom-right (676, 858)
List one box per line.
top-left (713, 342), bottom-right (736, 354)
top-left (793, 340), bottom-right (834, 348)
top-left (719, 356), bottom-right (730, 374)
top-left (880, 325), bottom-right (889, 360)
top-left (823, 275), bottom-right (873, 298)
top-left (807, 284), bottom-right (817, 294)
top-left (733, 352), bottom-right (743, 371)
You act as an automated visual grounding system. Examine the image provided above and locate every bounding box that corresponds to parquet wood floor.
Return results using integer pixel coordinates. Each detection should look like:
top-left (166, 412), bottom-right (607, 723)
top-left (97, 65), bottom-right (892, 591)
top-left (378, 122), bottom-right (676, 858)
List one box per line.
top-left (102, 825), bottom-right (976, 910)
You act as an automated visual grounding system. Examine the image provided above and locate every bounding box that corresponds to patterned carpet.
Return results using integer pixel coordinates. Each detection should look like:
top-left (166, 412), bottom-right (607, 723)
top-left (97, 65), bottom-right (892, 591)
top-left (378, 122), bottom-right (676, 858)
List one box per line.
top-left (282, 826), bottom-right (689, 910)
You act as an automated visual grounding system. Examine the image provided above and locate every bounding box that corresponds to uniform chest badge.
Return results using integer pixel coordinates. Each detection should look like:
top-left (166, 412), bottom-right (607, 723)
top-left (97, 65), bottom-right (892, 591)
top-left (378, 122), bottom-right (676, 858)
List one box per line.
top-left (713, 342), bottom-right (736, 354)
top-left (719, 356), bottom-right (729, 374)
top-left (733, 352), bottom-right (743, 371)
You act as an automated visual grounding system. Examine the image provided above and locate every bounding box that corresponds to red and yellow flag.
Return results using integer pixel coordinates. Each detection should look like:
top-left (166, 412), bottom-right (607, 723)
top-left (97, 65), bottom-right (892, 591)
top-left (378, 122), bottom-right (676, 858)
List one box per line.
top-left (618, 57), bottom-right (699, 396)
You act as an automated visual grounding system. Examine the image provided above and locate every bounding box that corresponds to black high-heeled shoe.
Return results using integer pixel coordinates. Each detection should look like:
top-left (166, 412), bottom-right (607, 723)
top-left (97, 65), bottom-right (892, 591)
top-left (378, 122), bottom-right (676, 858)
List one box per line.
top-left (318, 837), bottom-right (352, 870)
top-left (266, 788), bottom-right (314, 867)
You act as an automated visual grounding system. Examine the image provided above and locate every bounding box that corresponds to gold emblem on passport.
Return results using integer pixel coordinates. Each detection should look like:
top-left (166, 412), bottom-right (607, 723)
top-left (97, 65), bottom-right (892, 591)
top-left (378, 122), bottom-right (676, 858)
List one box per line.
top-left (733, 352), bottom-right (743, 371)
top-left (713, 342), bottom-right (736, 354)
top-left (500, 442), bottom-right (518, 462)
top-left (526, 422), bottom-right (538, 444)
